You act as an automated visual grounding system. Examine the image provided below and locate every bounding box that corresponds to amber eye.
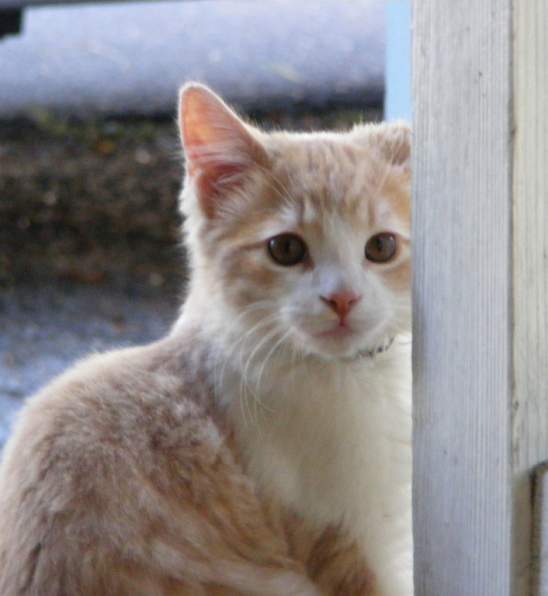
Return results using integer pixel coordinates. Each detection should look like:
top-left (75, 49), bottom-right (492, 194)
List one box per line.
top-left (267, 234), bottom-right (307, 266)
top-left (365, 232), bottom-right (397, 263)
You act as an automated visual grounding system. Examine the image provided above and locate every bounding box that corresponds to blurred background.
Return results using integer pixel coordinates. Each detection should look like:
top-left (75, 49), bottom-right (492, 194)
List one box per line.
top-left (0, 0), bottom-right (410, 444)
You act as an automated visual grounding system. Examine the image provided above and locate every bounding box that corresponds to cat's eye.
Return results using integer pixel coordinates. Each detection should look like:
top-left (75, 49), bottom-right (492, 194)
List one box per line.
top-left (365, 232), bottom-right (397, 263)
top-left (267, 234), bottom-right (307, 267)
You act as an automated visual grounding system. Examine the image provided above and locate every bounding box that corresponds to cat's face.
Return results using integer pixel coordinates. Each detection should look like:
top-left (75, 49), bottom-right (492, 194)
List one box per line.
top-left (179, 84), bottom-right (411, 361)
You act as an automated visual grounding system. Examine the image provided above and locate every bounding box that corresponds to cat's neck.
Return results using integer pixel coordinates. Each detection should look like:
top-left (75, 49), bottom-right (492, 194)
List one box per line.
top-left (172, 291), bottom-right (411, 493)
top-left (221, 332), bottom-right (412, 594)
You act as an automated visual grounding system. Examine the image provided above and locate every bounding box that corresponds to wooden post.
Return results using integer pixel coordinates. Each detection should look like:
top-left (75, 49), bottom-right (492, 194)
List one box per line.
top-left (412, 2), bottom-right (548, 595)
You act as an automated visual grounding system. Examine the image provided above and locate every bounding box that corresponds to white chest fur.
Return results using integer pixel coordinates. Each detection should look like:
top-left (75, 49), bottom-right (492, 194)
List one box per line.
top-left (227, 338), bottom-right (413, 596)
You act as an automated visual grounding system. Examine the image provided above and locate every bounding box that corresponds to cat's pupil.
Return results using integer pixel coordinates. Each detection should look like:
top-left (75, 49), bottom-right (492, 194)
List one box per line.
top-left (268, 234), bottom-right (307, 267)
top-left (365, 233), bottom-right (397, 263)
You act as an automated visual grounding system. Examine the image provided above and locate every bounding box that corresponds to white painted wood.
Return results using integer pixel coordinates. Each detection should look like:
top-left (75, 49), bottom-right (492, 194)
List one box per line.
top-left (413, 1), bottom-right (548, 594)
top-left (514, 3), bottom-right (548, 594)
top-left (413, 2), bottom-right (510, 595)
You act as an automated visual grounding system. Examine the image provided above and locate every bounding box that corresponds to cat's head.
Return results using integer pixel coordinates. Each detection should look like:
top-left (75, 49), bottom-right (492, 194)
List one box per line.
top-left (178, 83), bottom-right (411, 361)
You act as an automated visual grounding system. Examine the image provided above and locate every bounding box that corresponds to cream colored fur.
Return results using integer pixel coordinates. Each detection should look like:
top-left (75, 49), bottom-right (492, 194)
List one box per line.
top-left (0, 83), bottom-right (412, 595)
top-left (178, 286), bottom-right (412, 596)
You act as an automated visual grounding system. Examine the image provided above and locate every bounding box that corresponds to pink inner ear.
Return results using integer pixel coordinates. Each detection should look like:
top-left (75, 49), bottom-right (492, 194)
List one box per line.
top-left (180, 85), bottom-right (265, 217)
top-left (193, 161), bottom-right (249, 218)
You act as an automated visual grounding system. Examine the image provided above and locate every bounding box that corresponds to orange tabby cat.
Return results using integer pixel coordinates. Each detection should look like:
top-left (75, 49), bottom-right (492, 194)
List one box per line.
top-left (0, 84), bottom-right (412, 595)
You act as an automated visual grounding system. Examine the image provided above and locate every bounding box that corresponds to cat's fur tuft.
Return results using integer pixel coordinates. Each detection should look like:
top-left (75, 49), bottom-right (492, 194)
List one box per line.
top-left (0, 84), bottom-right (412, 595)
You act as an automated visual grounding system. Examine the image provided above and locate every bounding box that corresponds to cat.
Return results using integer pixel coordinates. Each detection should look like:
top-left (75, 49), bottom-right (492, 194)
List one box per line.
top-left (0, 83), bottom-right (412, 596)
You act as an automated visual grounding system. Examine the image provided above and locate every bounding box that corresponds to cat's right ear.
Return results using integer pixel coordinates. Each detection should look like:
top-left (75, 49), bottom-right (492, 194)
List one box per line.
top-left (178, 83), bottom-right (267, 218)
top-left (352, 121), bottom-right (411, 175)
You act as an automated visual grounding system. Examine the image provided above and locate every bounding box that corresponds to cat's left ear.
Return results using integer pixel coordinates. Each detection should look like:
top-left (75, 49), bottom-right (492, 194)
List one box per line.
top-left (353, 121), bottom-right (411, 174)
top-left (178, 83), bottom-right (267, 218)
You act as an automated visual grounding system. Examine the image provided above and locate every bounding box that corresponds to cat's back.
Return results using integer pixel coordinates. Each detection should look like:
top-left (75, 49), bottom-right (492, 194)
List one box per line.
top-left (0, 336), bottom-right (224, 500)
top-left (0, 337), bottom-right (245, 595)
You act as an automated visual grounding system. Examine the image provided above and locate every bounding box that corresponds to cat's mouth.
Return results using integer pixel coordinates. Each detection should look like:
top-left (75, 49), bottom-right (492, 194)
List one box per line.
top-left (295, 315), bottom-right (393, 361)
top-left (314, 322), bottom-right (357, 339)
top-left (298, 321), bottom-right (368, 360)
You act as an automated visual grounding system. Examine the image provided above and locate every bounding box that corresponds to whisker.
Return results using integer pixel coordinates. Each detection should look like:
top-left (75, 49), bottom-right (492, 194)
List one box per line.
top-left (254, 328), bottom-right (292, 399)
top-left (238, 325), bottom-right (282, 426)
top-left (212, 305), bottom-right (279, 399)
top-left (214, 318), bottom-right (276, 400)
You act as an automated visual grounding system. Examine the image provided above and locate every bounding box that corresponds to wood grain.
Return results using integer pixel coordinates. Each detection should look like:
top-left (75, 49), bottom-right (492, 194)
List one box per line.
top-left (514, 3), bottom-right (548, 594)
top-left (412, 2), bottom-right (513, 595)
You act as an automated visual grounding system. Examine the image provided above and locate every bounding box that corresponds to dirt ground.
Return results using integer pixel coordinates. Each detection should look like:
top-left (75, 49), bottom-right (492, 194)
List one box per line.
top-left (0, 107), bottom-right (380, 290)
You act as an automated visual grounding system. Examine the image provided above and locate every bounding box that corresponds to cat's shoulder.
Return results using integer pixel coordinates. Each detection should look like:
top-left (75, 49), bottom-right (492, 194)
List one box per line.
top-left (1, 336), bottom-right (228, 483)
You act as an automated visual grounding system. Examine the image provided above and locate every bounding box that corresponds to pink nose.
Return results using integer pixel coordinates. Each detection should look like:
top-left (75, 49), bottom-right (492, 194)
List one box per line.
top-left (320, 291), bottom-right (362, 320)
